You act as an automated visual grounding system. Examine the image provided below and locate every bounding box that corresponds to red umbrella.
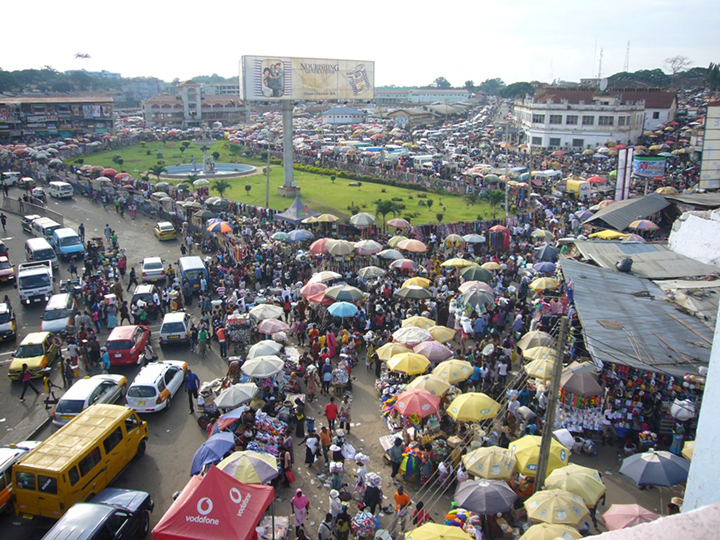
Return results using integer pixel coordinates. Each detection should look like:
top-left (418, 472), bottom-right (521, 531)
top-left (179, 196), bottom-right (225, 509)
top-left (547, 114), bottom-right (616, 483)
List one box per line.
top-left (615, 144), bottom-right (627, 149)
top-left (101, 168), bottom-right (118, 176)
top-left (300, 282), bottom-right (327, 298)
top-left (309, 238), bottom-right (333, 255)
top-left (587, 176), bottom-right (606, 184)
top-left (12, 148), bottom-right (28, 155)
top-left (489, 225), bottom-right (508, 233)
top-left (393, 388), bottom-right (440, 418)
top-left (115, 172), bottom-right (131, 180)
top-left (665, 140), bottom-right (675, 145)
top-left (551, 150), bottom-right (564, 157)
top-left (390, 258), bottom-right (418, 270)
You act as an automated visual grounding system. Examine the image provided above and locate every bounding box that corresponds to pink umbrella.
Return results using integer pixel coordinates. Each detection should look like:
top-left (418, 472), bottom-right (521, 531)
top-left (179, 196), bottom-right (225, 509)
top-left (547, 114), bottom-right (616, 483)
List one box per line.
top-left (397, 238), bottom-right (428, 253)
top-left (387, 218), bottom-right (412, 230)
top-left (390, 259), bottom-right (418, 271)
top-left (101, 168), bottom-right (118, 176)
top-left (300, 282), bottom-right (327, 298)
top-left (413, 341), bottom-right (453, 363)
top-left (602, 504), bottom-right (660, 531)
top-left (393, 389), bottom-right (440, 418)
top-left (309, 238), bottom-right (333, 255)
top-left (257, 319), bottom-right (290, 335)
top-left (587, 176), bottom-right (606, 184)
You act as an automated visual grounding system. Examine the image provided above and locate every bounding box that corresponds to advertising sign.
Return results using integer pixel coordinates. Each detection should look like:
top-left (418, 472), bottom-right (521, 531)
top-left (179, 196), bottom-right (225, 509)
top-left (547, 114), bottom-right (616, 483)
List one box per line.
top-left (632, 156), bottom-right (666, 178)
top-left (699, 104), bottom-right (720, 190)
top-left (241, 56), bottom-right (374, 101)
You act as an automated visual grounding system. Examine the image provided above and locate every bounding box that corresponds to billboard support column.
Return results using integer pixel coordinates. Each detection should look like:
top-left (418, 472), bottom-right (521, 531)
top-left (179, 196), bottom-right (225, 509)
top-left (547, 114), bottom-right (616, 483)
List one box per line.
top-left (282, 101), bottom-right (294, 189)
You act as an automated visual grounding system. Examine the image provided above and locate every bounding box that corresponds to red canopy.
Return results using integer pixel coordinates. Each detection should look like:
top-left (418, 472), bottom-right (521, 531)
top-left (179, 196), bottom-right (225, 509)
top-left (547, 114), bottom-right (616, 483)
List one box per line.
top-left (153, 466), bottom-right (274, 540)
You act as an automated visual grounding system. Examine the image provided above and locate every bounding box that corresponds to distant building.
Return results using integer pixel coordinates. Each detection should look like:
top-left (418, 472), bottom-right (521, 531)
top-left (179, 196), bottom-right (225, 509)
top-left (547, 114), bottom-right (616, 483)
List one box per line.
top-left (142, 81), bottom-right (242, 128)
top-left (387, 107), bottom-right (439, 129)
top-left (699, 101), bottom-right (720, 190)
top-left (321, 107), bottom-right (367, 125)
top-left (120, 78), bottom-right (167, 103)
top-left (0, 94), bottom-right (114, 139)
top-left (203, 82), bottom-right (241, 96)
top-left (374, 89), bottom-right (410, 104)
top-left (408, 89), bottom-right (471, 104)
top-left (64, 69), bottom-right (122, 80)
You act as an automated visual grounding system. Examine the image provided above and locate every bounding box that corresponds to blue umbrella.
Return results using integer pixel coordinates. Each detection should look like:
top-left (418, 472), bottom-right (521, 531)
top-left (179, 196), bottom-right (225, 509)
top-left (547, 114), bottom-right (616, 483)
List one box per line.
top-left (576, 210), bottom-right (594, 221)
top-left (593, 153), bottom-right (610, 159)
top-left (328, 301), bottom-right (359, 318)
top-left (271, 231), bottom-right (290, 241)
top-left (534, 262), bottom-right (556, 274)
top-left (207, 217), bottom-right (224, 225)
top-left (288, 229), bottom-right (314, 242)
top-left (191, 432), bottom-right (236, 475)
top-left (620, 450), bottom-right (690, 487)
top-left (535, 245), bottom-right (559, 262)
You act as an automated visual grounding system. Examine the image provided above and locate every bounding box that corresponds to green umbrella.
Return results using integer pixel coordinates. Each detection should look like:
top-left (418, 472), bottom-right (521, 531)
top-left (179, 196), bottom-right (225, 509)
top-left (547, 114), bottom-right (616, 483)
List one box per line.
top-left (460, 266), bottom-right (492, 283)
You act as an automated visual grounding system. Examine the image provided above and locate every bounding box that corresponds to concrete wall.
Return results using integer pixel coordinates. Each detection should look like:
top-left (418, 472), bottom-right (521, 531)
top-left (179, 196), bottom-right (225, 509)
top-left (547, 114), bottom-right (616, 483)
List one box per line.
top-left (668, 211), bottom-right (720, 267)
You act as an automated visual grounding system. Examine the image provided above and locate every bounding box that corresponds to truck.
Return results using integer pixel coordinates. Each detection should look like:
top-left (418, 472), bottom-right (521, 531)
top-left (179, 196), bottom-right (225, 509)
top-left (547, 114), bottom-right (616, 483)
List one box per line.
top-left (17, 261), bottom-right (54, 305)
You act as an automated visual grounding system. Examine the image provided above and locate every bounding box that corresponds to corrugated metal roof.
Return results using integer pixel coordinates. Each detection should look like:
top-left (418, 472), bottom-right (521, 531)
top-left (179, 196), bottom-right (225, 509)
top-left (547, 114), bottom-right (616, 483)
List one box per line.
top-left (653, 279), bottom-right (720, 329)
top-left (583, 193), bottom-right (670, 230)
top-left (563, 259), bottom-right (711, 377)
top-left (664, 193), bottom-right (720, 208)
top-left (570, 240), bottom-right (719, 279)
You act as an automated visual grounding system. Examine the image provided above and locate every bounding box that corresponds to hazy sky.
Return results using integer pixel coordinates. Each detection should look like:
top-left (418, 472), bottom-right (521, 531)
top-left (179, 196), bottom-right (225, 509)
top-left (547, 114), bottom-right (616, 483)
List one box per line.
top-left (3, 0), bottom-right (718, 86)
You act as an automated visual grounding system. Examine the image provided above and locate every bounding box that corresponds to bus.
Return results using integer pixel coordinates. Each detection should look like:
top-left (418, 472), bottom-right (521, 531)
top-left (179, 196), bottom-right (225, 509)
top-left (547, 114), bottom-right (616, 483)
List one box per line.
top-left (13, 404), bottom-right (148, 519)
top-left (178, 256), bottom-right (209, 292)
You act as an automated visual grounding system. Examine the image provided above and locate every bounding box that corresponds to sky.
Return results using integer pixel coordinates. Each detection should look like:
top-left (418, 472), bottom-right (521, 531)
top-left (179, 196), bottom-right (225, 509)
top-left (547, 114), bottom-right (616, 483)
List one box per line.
top-left (2, 0), bottom-right (719, 87)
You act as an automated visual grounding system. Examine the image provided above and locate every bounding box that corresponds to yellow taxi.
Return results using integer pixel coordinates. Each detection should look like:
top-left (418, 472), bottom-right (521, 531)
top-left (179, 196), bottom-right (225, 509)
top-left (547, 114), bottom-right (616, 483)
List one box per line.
top-left (153, 221), bottom-right (177, 241)
top-left (8, 332), bottom-right (58, 380)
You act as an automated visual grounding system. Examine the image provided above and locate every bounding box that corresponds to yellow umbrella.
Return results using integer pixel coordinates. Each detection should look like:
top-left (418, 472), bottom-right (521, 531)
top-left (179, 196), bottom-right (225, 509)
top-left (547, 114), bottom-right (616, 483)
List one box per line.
top-left (432, 359), bottom-right (473, 384)
top-left (377, 342), bottom-right (413, 361)
top-left (407, 374), bottom-right (451, 396)
top-left (406, 523), bottom-right (472, 540)
top-left (403, 277), bottom-right (431, 289)
top-left (301, 216), bottom-right (318, 224)
top-left (402, 315), bottom-right (436, 329)
top-left (520, 523), bottom-right (581, 540)
top-left (217, 450), bottom-right (278, 484)
top-left (441, 257), bottom-right (475, 268)
top-left (682, 440), bottom-right (694, 460)
top-left (524, 358), bottom-right (555, 380)
top-left (545, 464), bottom-right (606, 507)
top-left (315, 213), bottom-right (339, 223)
top-left (462, 447), bottom-right (517, 479)
top-left (444, 234), bottom-right (466, 247)
top-left (448, 393), bottom-right (501, 421)
top-left (481, 261), bottom-right (502, 271)
top-left (587, 229), bottom-right (629, 240)
top-left (649, 145), bottom-right (663, 151)
top-left (511, 435), bottom-right (569, 477)
top-left (656, 186), bottom-right (679, 195)
top-left (582, 149), bottom-right (594, 156)
top-left (529, 278), bottom-right (561, 292)
top-left (428, 325), bottom-right (456, 343)
top-left (531, 229), bottom-right (555, 241)
top-left (523, 346), bottom-right (556, 361)
top-left (524, 489), bottom-right (589, 527)
top-left (388, 352), bottom-right (430, 375)
top-left (387, 235), bottom-right (409, 247)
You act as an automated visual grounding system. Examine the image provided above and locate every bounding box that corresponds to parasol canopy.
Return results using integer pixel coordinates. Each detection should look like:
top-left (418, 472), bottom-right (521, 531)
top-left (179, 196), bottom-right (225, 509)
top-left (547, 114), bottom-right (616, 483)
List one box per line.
top-left (447, 393), bottom-right (501, 422)
top-left (462, 447), bottom-right (517, 480)
top-left (241, 355), bottom-right (284, 378)
top-left (393, 388), bottom-right (440, 418)
top-left (432, 359), bottom-right (473, 384)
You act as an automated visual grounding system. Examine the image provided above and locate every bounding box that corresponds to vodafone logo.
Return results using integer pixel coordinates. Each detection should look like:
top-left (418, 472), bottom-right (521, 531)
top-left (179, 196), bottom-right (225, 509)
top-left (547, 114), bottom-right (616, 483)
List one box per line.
top-left (229, 488), bottom-right (242, 504)
top-left (186, 497), bottom-right (220, 526)
top-left (197, 497), bottom-right (214, 515)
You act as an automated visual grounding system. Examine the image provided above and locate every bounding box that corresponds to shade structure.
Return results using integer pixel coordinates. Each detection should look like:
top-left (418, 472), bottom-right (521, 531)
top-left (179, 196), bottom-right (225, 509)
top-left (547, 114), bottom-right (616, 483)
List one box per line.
top-left (393, 326), bottom-right (432, 346)
top-left (393, 388), bottom-right (440, 418)
top-left (241, 355), bottom-right (284, 378)
top-left (271, 231), bottom-right (290, 241)
top-left (489, 225), bottom-right (508, 233)
top-left (406, 374), bottom-right (451, 396)
top-left (357, 266), bottom-right (386, 279)
top-left (454, 480), bottom-right (517, 515)
top-left (524, 358), bottom-right (555, 380)
top-left (524, 489), bottom-right (589, 527)
top-left (682, 440), bottom-right (694, 460)
top-left (517, 331), bottom-right (555, 351)
top-left (602, 504), bottom-right (660, 531)
top-left (460, 265), bottom-right (492, 282)
top-left (413, 340), bottom-right (452, 362)
top-left (387, 352), bottom-right (430, 375)
top-left (463, 288), bottom-right (494, 309)
top-left (153, 466), bottom-right (274, 540)
top-left (429, 325), bottom-right (456, 343)
top-left (534, 262), bottom-right (556, 274)
top-left (511, 435), bottom-right (569, 477)
top-left (588, 229), bottom-right (629, 240)
top-left (354, 239), bottom-right (383, 255)
top-left (405, 523), bottom-right (472, 540)
top-left (257, 318), bottom-right (290, 334)
top-left (441, 257), bottom-right (475, 268)
top-left (458, 281), bottom-right (494, 295)
top-left (325, 284), bottom-right (365, 302)
top-left (301, 216), bottom-right (318, 224)
top-left (191, 432), bottom-right (236, 475)
top-left (463, 234), bottom-right (486, 244)
top-left (207, 221), bottom-right (233, 234)
top-left (619, 449), bottom-right (690, 487)
top-left (403, 277), bottom-right (431, 288)
top-left (217, 450), bottom-right (279, 484)
top-left (397, 238), bottom-right (428, 253)
top-left (444, 234), bottom-right (466, 247)
top-left (395, 286), bottom-right (432, 300)
top-left (531, 229), bottom-right (555, 241)
top-left (387, 217), bottom-right (412, 230)
top-left (462, 447), bottom-right (517, 480)
top-left (390, 259), bottom-right (419, 271)
top-left (309, 238), bottom-right (333, 254)
top-left (377, 248), bottom-right (404, 260)
top-left (249, 304), bottom-right (283, 321)
top-left (300, 282), bottom-right (328, 299)
top-left (287, 229), bottom-right (314, 242)
top-left (447, 393), bottom-right (501, 421)
top-left (328, 301), bottom-right (359, 318)
top-left (350, 212), bottom-right (376, 227)
top-left (535, 245), bottom-right (559, 262)
top-left (387, 235), bottom-right (408, 248)
top-left (247, 339), bottom-right (284, 360)
top-left (402, 315), bottom-right (436, 330)
top-left (327, 239), bottom-right (355, 256)
top-left (629, 219), bottom-right (659, 231)
top-left (432, 359), bottom-right (473, 384)
top-left (377, 342), bottom-right (413, 361)
top-left (315, 213), bottom-right (339, 223)
top-left (545, 464), bottom-right (606, 507)
top-left (480, 261), bottom-right (502, 271)
top-left (560, 362), bottom-right (603, 397)
top-left (519, 523), bottom-right (581, 540)
top-left (215, 383), bottom-right (260, 408)
top-left (529, 277), bottom-right (561, 292)
top-left (308, 270), bottom-right (342, 283)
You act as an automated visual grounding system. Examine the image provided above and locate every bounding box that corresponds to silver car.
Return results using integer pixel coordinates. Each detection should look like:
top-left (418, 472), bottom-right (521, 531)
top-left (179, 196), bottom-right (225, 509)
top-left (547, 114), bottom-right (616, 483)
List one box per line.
top-left (52, 374), bottom-right (127, 426)
top-left (141, 257), bottom-right (166, 283)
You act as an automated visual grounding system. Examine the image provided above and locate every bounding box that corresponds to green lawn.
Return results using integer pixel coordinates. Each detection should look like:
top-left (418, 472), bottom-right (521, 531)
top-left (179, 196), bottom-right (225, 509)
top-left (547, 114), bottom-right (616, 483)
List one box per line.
top-left (72, 141), bottom-right (498, 224)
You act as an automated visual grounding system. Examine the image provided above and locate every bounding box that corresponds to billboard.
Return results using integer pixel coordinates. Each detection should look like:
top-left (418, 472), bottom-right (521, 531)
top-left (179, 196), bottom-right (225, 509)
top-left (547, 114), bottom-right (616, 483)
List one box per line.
top-left (632, 156), bottom-right (666, 178)
top-left (699, 103), bottom-right (720, 190)
top-left (240, 56), bottom-right (374, 101)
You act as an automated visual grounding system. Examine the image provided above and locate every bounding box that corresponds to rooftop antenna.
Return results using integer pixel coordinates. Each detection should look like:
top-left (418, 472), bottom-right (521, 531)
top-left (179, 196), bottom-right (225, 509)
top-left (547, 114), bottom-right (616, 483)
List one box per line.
top-left (624, 41), bottom-right (630, 72)
top-left (592, 40), bottom-right (597, 78)
top-left (597, 48), bottom-right (604, 80)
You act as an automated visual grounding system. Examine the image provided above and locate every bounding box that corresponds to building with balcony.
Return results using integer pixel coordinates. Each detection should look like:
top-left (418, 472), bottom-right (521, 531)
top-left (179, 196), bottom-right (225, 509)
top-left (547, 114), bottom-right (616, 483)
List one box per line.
top-left (321, 107), bottom-right (367, 125)
top-left (142, 81), bottom-right (242, 128)
top-left (0, 94), bottom-right (114, 139)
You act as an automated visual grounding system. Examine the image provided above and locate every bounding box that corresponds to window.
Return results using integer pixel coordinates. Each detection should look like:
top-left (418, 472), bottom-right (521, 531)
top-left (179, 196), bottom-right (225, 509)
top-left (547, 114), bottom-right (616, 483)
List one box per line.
top-left (68, 467), bottom-right (79, 486)
top-left (531, 137), bottom-right (542, 145)
top-left (618, 117), bottom-right (626, 126)
top-left (79, 447), bottom-right (102, 477)
top-left (16, 472), bottom-right (35, 490)
top-left (549, 115), bottom-right (562, 125)
top-left (125, 415), bottom-right (140, 432)
top-left (652, 111), bottom-right (660, 119)
top-left (582, 116), bottom-right (595, 125)
top-left (549, 138), bottom-right (561, 147)
top-left (532, 114), bottom-right (545, 123)
top-left (103, 427), bottom-right (123, 454)
top-left (572, 139), bottom-right (584, 148)
top-left (0, 471), bottom-right (8, 492)
top-left (566, 115), bottom-right (578, 125)
top-left (37, 475), bottom-right (57, 494)
top-left (598, 116), bottom-right (614, 126)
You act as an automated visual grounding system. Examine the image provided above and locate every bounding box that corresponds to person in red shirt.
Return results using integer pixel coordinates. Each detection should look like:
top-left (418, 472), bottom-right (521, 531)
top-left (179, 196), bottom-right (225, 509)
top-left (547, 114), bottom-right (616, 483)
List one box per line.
top-left (412, 501), bottom-right (433, 526)
top-left (216, 326), bottom-right (227, 358)
top-left (324, 396), bottom-right (339, 431)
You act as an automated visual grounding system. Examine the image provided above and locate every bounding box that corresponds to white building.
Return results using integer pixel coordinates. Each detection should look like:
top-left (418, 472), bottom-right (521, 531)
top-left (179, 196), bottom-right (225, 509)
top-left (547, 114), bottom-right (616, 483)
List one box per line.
top-left (699, 101), bottom-right (720, 189)
top-left (203, 82), bottom-right (241, 96)
top-left (321, 107), bottom-right (367, 125)
top-left (408, 89), bottom-right (471, 104)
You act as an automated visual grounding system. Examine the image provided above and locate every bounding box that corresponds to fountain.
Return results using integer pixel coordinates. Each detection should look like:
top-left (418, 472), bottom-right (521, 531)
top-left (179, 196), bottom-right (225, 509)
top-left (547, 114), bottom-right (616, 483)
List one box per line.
top-left (163, 144), bottom-right (256, 178)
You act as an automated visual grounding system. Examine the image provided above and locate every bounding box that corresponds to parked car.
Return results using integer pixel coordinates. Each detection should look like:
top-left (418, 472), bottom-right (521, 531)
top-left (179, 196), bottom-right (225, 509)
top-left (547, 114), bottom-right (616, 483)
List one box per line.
top-left (125, 360), bottom-right (187, 413)
top-left (0, 440), bottom-right (41, 514)
top-left (52, 374), bottom-right (127, 426)
top-left (105, 325), bottom-right (150, 366)
top-left (8, 332), bottom-right (58, 380)
top-left (21, 215), bottom-right (41, 233)
top-left (0, 256), bottom-right (15, 283)
top-left (153, 221), bottom-right (177, 241)
top-left (141, 257), bottom-right (166, 283)
top-left (41, 488), bottom-right (154, 540)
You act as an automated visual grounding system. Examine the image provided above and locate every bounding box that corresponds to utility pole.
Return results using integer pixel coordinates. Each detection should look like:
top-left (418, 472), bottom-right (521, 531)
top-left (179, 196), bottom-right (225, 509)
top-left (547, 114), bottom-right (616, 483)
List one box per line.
top-left (534, 316), bottom-right (569, 491)
top-left (265, 137), bottom-right (271, 209)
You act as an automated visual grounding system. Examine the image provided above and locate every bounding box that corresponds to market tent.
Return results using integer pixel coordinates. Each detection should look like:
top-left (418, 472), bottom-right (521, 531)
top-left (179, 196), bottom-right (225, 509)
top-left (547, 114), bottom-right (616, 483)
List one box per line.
top-left (153, 466), bottom-right (274, 540)
top-left (275, 195), bottom-right (318, 224)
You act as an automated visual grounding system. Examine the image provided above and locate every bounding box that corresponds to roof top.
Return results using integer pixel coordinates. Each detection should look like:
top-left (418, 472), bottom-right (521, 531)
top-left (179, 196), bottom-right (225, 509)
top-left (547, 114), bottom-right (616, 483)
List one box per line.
top-left (20, 332), bottom-right (51, 344)
top-left (562, 259), bottom-right (711, 377)
top-left (583, 193), bottom-right (670, 230)
top-left (663, 193), bottom-right (720, 208)
top-left (322, 107), bottom-right (365, 115)
top-left (0, 95), bottom-right (114, 105)
top-left (570, 240), bottom-right (719, 279)
top-left (532, 87), bottom-right (676, 108)
top-left (653, 279), bottom-right (720, 329)
top-left (275, 195), bottom-right (318, 223)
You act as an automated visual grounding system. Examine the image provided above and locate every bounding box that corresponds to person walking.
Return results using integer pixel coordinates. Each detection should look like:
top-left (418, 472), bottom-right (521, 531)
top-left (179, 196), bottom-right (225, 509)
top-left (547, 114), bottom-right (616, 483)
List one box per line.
top-left (184, 369), bottom-right (201, 414)
top-left (126, 267), bottom-right (139, 292)
top-left (291, 489), bottom-right (310, 537)
top-left (318, 513), bottom-right (333, 540)
top-left (391, 485), bottom-right (411, 536)
top-left (19, 364), bottom-right (41, 401)
top-left (389, 438), bottom-right (404, 483)
top-left (101, 347), bottom-right (111, 373)
top-left (217, 325), bottom-right (227, 358)
top-left (198, 326), bottom-right (208, 358)
top-left (0, 213), bottom-right (7, 232)
top-left (78, 223), bottom-right (85, 242)
top-left (324, 396), bottom-right (339, 431)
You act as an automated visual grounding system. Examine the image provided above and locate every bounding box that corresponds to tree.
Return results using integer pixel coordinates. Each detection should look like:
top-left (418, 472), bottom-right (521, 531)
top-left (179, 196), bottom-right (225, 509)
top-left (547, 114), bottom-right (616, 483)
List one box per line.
top-left (464, 191), bottom-right (479, 207)
top-left (707, 62), bottom-right (720, 94)
top-left (426, 199), bottom-right (434, 210)
top-left (330, 175), bottom-right (336, 184)
top-left (477, 78), bottom-right (506, 96)
top-left (212, 179), bottom-right (231, 198)
top-left (181, 140), bottom-right (191, 150)
top-left (179, 145), bottom-right (187, 155)
top-left (433, 77), bottom-right (452, 89)
top-left (464, 80), bottom-right (475, 94)
top-left (482, 189), bottom-right (505, 218)
top-left (212, 151), bottom-right (221, 161)
top-left (665, 55), bottom-right (692, 75)
top-left (375, 200), bottom-right (401, 230)
top-left (245, 185), bottom-right (252, 197)
top-left (500, 82), bottom-right (535, 99)
top-left (436, 213), bottom-right (444, 224)
top-left (149, 164), bottom-right (166, 180)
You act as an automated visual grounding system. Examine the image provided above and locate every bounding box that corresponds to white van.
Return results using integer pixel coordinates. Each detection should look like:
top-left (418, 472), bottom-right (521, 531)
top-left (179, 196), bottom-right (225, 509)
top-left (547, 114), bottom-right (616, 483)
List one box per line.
top-left (41, 293), bottom-right (77, 335)
top-left (31, 217), bottom-right (62, 242)
top-left (2, 172), bottom-right (19, 186)
top-left (48, 181), bottom-right (74, 199)
top-left (25, 238), bottom-right (58, 270)
top-left (159, 312), bottom-right (192, 346)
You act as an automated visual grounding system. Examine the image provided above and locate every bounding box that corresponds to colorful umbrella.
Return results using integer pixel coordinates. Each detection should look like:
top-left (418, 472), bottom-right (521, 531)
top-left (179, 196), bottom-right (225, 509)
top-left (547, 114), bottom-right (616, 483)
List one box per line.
top-left (545, 464), bottom-right (606, 507)
top-left (217, 450), bottom-right (279, 484)
top-left (531, 229), bottom-right (555, 241)
top-left (524, 489), bottom-right (589, 527)
top-left (390, 259), bottom-right (418, 271)
top-left (447, 393), bottom-right (501, 421)
top-left (387, 235), bottom-right (408, 248)
top-left (387, 352), bottom-right (430, 375)
top-left (387, 218), bottom-right (412, 230)
top-left (397, 238), bottom-right (428, 253)
top-left (207, 221), bottom-right (232, 233)
top-left (428, 326), bottom-right (456, 343)
top-left (191, 432), bottom-right (236, 475)
top-left (393, 326), bottom-right (431, 346)
top-left (406, 524), bottom-right (471, 540)
top-left (587, 176), bottom-right (606, 184)
top-left (402, 315), bottom-right (436, 329)
top-left (270, 232), bottom-right (290, 241)
top-left (629, 219), bottom-right (659, 231)
top-left (533, 262), bottom-right (556, 274)
top-left (441, 257), bottom-right (475, 268)
top-left (462, 447), bottom-right (517, 480)
top-left (432, 359), bottom-right (473, 384)
top-left (406, 375), bottom-right (451, 396)
top-left (354, 239), bottom-right (383, 255)
top-left (315, 213), bottom-right (339, 223)
top-left (511, 435), bottom-right (569, 477)
top-left (458, 281), bottom-right (494, 295)
top-left (241, 355), bottom-right (284, 378)
top-left (454, 480), bottom-right (518, 515)
top-left (328, 301), bottom-right (359, 318)
top-left (519, 524), bottom-right (581, 540)
top-left (413, 340), bottom-right (452, 362)
top-left (602, 504), bottom-right (660, 531)
top-left (287, 229), bottom-right (314, 242)
top-left (393, 388), bottom-right (440, 418)
top-left (308, 271), bottom-right (342, 283)
top-left (444, 234), bottom-right (466, 247)
top-left (349, 212), bottom-right (375, 227)
top-left (257, 319), bottom-right (290, 334)
top-left (324, 285), bottom-right (365, 302)
top-left (403, 277), bottom-right (431, 288)
top-left (489, 225), bottom-right (508, 233)
top-left (587, 229), bottom-right (629, 240)
top-left (300, 282), bottom-right (327, 299)
top-left (309, 238), bottom-right (333, 254)
top-left (619, 449), bottom-right (690, 487)
top-left (376, 342), bottom-right (413, 361)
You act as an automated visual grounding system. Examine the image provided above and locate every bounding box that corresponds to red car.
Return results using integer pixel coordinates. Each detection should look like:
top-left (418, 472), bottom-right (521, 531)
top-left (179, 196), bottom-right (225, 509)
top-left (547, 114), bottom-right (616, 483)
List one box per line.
top-left (105, 325), bottom-right (150, 366)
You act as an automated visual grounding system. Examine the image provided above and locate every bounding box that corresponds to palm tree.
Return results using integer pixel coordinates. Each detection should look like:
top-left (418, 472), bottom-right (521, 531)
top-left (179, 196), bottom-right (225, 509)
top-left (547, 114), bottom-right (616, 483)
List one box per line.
top-left (375, 200), bottom-right (401, 231)
top-left (149, 164), bottom-right (166, 180)
top-left (212, 179), bottom-right (231, 198)
top-left (187, 174), bottom-right (199, 184)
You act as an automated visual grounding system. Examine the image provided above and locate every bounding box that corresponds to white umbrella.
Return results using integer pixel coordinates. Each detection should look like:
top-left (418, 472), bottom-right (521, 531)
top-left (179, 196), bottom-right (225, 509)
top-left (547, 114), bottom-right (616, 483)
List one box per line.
top-left (354, 239), bottom-right (383, 255)
top-left (392, 327), bottom-right (431, 346)
top-left (350, 212), bottom-right (376, 227)
top-left (247, 340), bottom-right (283, 359)
top-left (241, 355), bottom-right (284, 378)
top-left (249, 304), bottom-right (283, 321)
top-left (215, 383), bottom-right (259, 408)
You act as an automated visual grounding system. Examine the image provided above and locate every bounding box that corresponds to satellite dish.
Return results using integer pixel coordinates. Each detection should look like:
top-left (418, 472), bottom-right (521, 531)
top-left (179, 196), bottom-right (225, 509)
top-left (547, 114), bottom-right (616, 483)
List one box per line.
top-left (599, 78), bottom-right (609, 91)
